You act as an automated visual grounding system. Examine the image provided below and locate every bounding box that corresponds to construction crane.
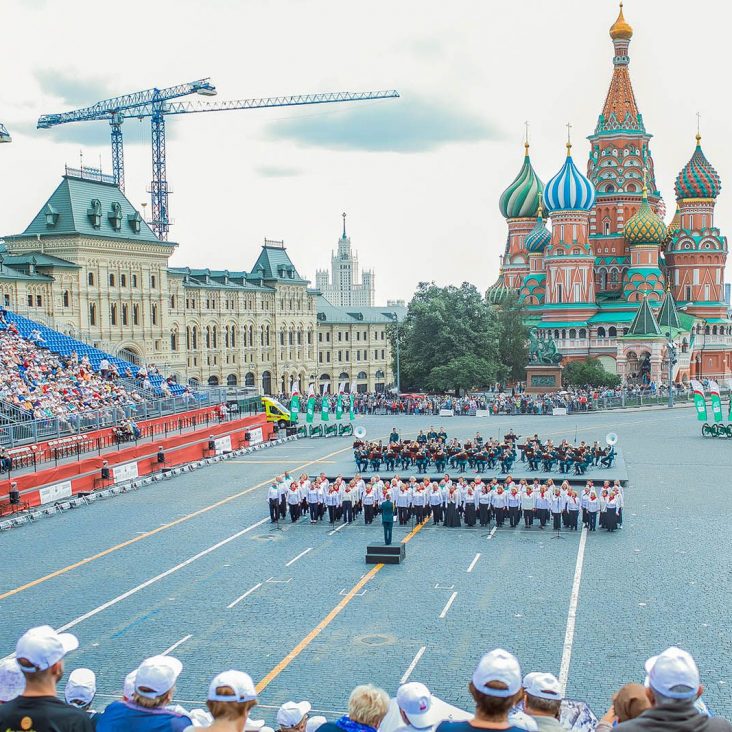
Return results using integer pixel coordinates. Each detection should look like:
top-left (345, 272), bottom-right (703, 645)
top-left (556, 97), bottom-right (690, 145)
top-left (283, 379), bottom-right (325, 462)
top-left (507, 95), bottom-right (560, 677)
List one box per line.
top-left (37, 80), bottom-right (399, 240)
top-left (0, 123), bottom-right (11, 143)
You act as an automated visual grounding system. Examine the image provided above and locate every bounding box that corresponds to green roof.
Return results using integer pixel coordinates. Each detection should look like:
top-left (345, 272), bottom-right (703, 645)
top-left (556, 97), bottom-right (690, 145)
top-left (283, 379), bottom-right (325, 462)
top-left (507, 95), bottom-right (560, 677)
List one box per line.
top-left (0, 262), bottom-right (52, 282)
top-left (589, 311), bottom-right (637, 323)
top-left (532, 321), bottom-right (587, 328)
top-left (249, 243), bottom-right (308, 284)
top-left (626, 297), bottom-right (662, 336)
top-left (8, 174), bottom-right (168, 245)
top-left (168, 267), bottom-right (271, 291)
top-left (316, 295), bottom-right (407, 324)
top-left (1, 252), bottom-right (79, 269)
top-left (656, 291), bottom-right (681, 331)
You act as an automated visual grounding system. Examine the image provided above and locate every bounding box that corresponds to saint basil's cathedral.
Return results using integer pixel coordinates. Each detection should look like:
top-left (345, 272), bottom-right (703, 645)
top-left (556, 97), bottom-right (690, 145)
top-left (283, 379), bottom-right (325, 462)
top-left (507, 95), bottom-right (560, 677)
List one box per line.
top-left (488, 3), bottom-right (731, 385)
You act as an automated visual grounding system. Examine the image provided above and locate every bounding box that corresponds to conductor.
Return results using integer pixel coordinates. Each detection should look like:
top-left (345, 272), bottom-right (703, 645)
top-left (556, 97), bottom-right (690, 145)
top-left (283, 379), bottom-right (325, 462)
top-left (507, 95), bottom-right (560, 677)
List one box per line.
top-left (381, 493), bottom-right (394, 546)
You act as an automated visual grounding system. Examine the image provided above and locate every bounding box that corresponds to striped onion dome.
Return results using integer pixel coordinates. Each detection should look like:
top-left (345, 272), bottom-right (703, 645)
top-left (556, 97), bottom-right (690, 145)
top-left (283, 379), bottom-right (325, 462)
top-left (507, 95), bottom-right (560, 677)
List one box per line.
top-left (525, 204), bottom-right (551, 253)
top-left (499, 143), bottom-right (544, 219)
top-left (543, 143), bottom-right (596, 213)
top-left (625, 184), bottom-right (667, 245)
top-left (487, 278), bottom-right (511, 305)
top-left (663, 204), bottom-right (681, 247)
top-left (674, 134), bottom-right (722, 200)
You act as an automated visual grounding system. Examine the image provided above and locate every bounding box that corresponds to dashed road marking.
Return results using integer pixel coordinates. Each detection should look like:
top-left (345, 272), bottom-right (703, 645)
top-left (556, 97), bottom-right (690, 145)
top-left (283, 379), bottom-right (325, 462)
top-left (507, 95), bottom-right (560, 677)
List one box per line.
top-left (400, 646), bottom-right (427, 683)
top-left (466, 553), bottom-right (481, 573)
top-left (227, 583), bottom-right (263, 609)
top-left (162, 634), bottom-right (192, 655)
top-left (328, 522), bottom-right (349, 536)
top-left (439, 591), bottom-right (458, 619)
top-left (285, 547), bottom-right (313, 567)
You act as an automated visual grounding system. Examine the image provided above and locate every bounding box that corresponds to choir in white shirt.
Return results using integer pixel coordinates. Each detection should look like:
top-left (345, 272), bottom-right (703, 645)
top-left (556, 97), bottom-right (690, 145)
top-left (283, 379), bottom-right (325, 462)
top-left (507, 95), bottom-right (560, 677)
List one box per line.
top-left (268, 472), bottom-right (624, 533)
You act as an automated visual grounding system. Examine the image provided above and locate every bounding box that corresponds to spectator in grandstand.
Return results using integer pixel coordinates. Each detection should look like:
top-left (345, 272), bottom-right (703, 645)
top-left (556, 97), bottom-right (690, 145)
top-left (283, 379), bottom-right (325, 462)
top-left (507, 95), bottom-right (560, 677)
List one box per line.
top-left (0, 447), bottom-right (11, 473)
top-left (0, 658), bottom-right (24, 703)
top-left (187, 670), bottom-right (258, 732)
top-left (0, 625), bottom-right (93, 731)
top-left (277, 701), bottom-right (311, 732)
top-left (318, 685), bottom-right (389, 732)
top-left (609, 647), bottom-right (732, 732)
top-left (307, 718), bottom-right (328, 732)
top-left (435, 649), bottom-right (525, 732)
top-left (64, 668), bottom-right (99, 723)
top-left (595, 684), bottom-right (650, 732)
top-left (97, 655), bottom-right (191, 731)
top-left (522, 673), bottom-right (563, 732)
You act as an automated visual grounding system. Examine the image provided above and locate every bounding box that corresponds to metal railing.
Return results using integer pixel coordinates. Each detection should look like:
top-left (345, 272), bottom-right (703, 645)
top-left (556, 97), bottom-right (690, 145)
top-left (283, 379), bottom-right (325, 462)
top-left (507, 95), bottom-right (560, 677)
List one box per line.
top-left (0, 387), bottom-right (229, 448)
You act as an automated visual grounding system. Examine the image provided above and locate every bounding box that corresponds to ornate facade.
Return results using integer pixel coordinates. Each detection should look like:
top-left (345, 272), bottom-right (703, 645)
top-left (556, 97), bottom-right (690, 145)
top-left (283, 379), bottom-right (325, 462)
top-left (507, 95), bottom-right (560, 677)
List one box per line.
top-left (489, 4), bottom-right (732, 385)
top-left (1, 168), bottom-right (402, 394)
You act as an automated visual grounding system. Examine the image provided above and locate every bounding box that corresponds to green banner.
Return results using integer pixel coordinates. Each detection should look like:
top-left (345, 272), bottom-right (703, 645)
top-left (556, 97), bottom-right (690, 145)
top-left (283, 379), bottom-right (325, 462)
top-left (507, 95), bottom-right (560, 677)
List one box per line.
top-left (290, 394), bottom-right (300, 423)
top-left (349, 392), bottom-right (355, 420)
top-left (709, 381), bottom-right (723, 423)
top-left (321, 394), bottom-right (330, 421)
top-left (336, 393), bottom-right (343, 420)
top-left (306, 394), bottom-right (315, 424)
top-left (691, 380), bottom-right (708, 422)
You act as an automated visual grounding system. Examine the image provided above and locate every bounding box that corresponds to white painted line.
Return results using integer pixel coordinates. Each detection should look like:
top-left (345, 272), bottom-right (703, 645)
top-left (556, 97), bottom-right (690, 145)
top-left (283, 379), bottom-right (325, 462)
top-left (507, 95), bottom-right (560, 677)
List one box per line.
top-left (161, 634), bottom-right (191, 655)
top-left (488, 527), bottom-right (497, 540)
top-left (227, 582), bottom-right (263, 609)
top-left (53, 517), bottom-right (269, 634)
top-left (439, 591), bottom-right (458, 619)
top-left (558, 526), bottom-right (588, 695)
top-left (466, 553), bottom-right (481, 573)
top-left (400, 646), bottom-right (427, 684)
top-left (285, 547), bottom-right (313, 567)
top-left (328, 522), bottom-right (348, 536)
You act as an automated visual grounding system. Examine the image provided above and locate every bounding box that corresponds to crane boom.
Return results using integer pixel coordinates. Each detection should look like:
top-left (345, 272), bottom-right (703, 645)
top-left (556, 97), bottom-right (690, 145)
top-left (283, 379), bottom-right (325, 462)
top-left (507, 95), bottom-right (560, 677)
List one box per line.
top-left (36, 82), bottom-right (398, 240)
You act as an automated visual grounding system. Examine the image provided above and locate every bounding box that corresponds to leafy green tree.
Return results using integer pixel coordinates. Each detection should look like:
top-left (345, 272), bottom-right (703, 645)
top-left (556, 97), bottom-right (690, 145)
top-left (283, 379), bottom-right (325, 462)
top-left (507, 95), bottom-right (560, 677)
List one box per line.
top-left (563, 357), bottom-right (621, 388)
top-left (388, 282), bottom-right (502, 394)
top-left (490, 292), bottom-right (529, 383)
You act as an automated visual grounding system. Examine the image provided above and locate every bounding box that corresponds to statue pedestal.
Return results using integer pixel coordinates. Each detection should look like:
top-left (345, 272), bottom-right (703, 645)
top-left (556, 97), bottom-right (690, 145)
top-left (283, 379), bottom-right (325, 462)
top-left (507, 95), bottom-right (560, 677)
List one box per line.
top-left (525, 364), bottom-right (563, 394)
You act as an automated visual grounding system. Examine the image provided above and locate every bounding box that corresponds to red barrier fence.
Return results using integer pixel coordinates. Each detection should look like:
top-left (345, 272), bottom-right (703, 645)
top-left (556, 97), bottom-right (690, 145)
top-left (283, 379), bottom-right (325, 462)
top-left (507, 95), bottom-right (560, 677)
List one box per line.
top-left (0, 413), bottom-right (272, 512)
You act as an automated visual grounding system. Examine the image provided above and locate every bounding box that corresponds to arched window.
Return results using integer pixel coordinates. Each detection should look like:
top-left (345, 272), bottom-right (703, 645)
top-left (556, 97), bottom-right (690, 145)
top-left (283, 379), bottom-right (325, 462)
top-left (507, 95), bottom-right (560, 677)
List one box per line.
top-left (208, 375), bottom-right (219, 386)
top-left (170, 330), bottom-right (178, 351)
top-left (375, 369), bottom-right (385, 378)
top-left (230, 326), bottom-right (235, 348)
top-left (579, 328), bottom-right (587, 339)
top-left (89, 303), bottom-right (96, 326)
top-left (109, 273), bottom-right (116, 287)
top-left (226, 374), bottom-right (238, 386)
top-left (266, 325), bottom-right (270, 346)
top-left (133, 304), bottom-right (139, 325)
top-left (245, 372), bottom-right (255, 387)
top-left (205, 326), bottom-right (211, 348)
top-left (597, 326), bottom-right (606, 338)
top-left (249, 325), bottom-right (254, 345)
top-left (569, 329), bottom-right (577, 339)
top-left (120, 274), bottom-right (127, 287)
top-left (63, 290), bottom-right (70, 307)
top-left (608, 326), bottom-right (617, 337)
top-left (186, 326), bottom-right (191, 349)
top-left (151, 304), bottom-right (158, 325)
top-left (170, 295), bottom-right (175, 309)
top-left (88, 272), bottom-right (95, 287)
top-left (260, 326), bottom-right (264, 347)
top-left (110, 303), bottom-right (117, 326)
top-left (262, 371), bottom-right (272, 394)
top-left (122, 304), bottom-right (129, 326)
top-left (192, 326), bottom-right (198, 349)
top-left (357, 371), bottom-right (368, 380)
top-left (212, 325), bottom-right (217, 348)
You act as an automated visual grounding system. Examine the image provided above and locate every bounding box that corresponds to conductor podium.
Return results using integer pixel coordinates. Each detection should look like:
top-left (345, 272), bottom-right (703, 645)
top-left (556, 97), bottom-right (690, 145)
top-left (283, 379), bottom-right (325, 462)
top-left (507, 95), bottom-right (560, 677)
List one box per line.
top-left (365, 543), bottom-right (405, 565)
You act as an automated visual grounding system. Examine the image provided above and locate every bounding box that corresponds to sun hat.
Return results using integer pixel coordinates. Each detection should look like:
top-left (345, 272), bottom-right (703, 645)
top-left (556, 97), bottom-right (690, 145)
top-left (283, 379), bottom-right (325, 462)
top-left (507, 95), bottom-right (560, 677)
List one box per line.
top-left (134, 656), bottom-right (183, 698)
top-left (472, 649), bottom-right (522, 697)
top-left (207, 670), bottom-right (257, 702)
top-left (15, 625), bottom-right (79, 672)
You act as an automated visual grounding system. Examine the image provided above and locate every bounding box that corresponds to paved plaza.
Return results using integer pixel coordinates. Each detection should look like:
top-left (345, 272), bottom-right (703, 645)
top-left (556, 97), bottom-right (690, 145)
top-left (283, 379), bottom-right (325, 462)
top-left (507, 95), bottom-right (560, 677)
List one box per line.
top-left (1, 408), bottom-right (730, 721)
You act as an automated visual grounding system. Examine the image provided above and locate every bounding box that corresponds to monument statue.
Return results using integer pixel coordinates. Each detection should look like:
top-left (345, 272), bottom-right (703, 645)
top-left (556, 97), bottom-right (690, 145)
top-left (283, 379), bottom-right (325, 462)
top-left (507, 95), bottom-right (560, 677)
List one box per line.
top-left (528, 327), bottom-right (563, 365)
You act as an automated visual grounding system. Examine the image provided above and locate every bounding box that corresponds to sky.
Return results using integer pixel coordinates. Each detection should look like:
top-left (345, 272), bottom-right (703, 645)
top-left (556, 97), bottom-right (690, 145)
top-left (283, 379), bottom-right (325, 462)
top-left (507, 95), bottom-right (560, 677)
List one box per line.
top-left (1, 0), bottom-right (730, 303)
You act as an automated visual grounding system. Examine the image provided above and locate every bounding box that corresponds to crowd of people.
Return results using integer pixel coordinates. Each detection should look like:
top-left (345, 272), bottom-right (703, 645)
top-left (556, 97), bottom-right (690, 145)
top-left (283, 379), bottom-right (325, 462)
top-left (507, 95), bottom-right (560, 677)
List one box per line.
top-left (0, 322), bottom-right (145, 426)
top-left (0, 625), bottom-right (727, 732)
top-left (352, 430), bottom-right (614, 476)
top-left (268, 470), bottom-right (623, 534)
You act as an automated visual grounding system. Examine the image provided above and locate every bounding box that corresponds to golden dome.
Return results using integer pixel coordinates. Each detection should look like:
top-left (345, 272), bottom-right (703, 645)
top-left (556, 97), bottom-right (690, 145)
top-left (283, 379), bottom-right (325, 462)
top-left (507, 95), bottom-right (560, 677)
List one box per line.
top-left (610, 2), bottom-right (633, 40)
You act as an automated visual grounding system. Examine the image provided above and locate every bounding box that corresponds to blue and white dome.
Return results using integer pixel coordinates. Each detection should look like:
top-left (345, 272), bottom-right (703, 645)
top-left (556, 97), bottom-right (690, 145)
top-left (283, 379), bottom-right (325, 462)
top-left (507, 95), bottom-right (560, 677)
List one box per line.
top-left (543, 144), bottom-right (596, 213)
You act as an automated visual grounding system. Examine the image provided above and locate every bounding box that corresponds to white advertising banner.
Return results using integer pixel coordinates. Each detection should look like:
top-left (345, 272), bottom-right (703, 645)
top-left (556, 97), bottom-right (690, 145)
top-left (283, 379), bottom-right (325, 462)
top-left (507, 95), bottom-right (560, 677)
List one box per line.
top-left (113, 462), bottom-right (139, 483)
top-left (439, 409), bottom-right (455, 417)
top-left (214, 435), bottom-right (233, 455)
top-left (39, 480), bottom-right (72, 505)
top-left (248, 427), bottom-right (263, 445)
top-left (552, 408), bottom-right (568, 416)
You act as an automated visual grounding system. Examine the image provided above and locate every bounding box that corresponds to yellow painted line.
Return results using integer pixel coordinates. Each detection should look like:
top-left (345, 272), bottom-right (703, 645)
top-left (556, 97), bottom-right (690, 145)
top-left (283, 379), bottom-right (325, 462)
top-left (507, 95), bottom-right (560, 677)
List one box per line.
top-left (0, 444), bottom-right (354, 602)
top-left (256, 517), bottom-right (427, 694)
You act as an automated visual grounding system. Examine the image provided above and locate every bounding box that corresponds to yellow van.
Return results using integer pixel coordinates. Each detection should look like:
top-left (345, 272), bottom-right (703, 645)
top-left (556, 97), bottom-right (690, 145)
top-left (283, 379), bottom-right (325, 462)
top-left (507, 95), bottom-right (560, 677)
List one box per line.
top-left (261, 396), bottom-right (292, 427)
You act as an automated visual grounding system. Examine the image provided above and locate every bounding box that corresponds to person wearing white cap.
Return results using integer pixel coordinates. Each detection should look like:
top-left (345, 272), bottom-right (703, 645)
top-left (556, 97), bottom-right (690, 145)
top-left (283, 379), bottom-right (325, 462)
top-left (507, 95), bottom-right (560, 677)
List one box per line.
top-left (0, 625), bottom-right (93, 731)
top-left (522, 673), bottom-right (563, 732)
top-left (610, 647), bottom-right (732, 732)
top-left (394, 682), bottom-right (446, 732)
top-left (181, 670), bottom-right (258, 732)
top-left (277, 701), bottom-right (312, 732)
top-left (64, 668), bottom-right (98, 723)
top-left (97, 655), bottom-right (191, 732)
top-left (435, 649), bottom-right (525, 732)
top-left (306, 716), bottom-right (328, 732)
top-left (0, 658), bottom-right (25, 704)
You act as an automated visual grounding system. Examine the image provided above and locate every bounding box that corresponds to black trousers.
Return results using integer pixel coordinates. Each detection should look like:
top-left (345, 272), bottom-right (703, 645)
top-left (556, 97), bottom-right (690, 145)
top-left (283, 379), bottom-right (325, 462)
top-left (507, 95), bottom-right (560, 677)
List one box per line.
top-left (309, 502), bottom-right (318, 522)
top-left (327, 505), bottom-right (337, 524)
top-left (552, 511), bottom-right (562, 531)
top-left (568, 510), bottom-right (579, 529)
top-left (343, 500), bottom-right (353, 523)
top-left (279, 497), bottom-right (287, 518)
top-left (383, 522), bottom-right (393, 545)
top-left (479, 503), bottom-right (490, 526)
top-left (431, 504), bottom-right (443, 523)
top-left (398, 506), bottom-right (409, 525)
top-left (509, 506), bottom-right (520, 527)
top-left (588, 511), bottom-right (598, 531)
top-left (269, 499), bottom-right (279, 522)
top-left (364, 503), bottom-right (374, 524)
top-left (289, 504), bottom-right (299, 522)
top-left (413, 505), bottom-right (424, 522)
top-left (494, 507), bottom-right (505, 526)
top-left (538, 508), bottom-right (549, 527)
top-left (524, 509), bottom-right (533, 527)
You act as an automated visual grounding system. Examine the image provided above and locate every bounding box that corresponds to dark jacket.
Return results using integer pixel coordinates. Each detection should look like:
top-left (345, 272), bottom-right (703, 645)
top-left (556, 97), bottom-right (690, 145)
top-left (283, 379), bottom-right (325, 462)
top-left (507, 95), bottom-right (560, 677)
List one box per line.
top-left (615, 702), bottom-right (732, 732)
top-left (381, 500), bottom-right (394, 524)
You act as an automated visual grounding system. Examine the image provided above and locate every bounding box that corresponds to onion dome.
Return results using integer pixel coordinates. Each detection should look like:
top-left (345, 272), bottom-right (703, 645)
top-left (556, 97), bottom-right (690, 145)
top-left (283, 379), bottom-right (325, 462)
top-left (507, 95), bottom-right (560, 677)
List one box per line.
top-left (625, 182), bottom-right (667, 245)
top-left (674, 134), bottom-right (722, 200)
top-left (543, 142), bottom-right (596, 213)
top-left (499, 143), bottom-right (544, 219)
top-left (525, 203), bottom-right (551, 253)
top-left (663, 204), bottom-right (681, 247)
top-left (609, 1), bottom-right (633, 40)
top-left (487, 278), bottom-right (511, 305)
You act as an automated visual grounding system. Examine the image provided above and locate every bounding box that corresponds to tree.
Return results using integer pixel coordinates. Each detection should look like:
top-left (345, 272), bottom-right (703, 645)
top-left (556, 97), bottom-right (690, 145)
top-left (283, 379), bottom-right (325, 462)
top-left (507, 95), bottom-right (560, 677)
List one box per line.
top-left (389, 282), bottom-right (502, 394)
top-left (490, 292), bottom-right (529, 383)
top-left (563, 357), bottom-right (621, 388)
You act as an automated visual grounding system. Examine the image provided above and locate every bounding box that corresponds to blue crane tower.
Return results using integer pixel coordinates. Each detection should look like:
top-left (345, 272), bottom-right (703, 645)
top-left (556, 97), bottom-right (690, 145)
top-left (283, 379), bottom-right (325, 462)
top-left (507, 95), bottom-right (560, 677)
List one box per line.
top-left (0, 124), bottom-right (11, 143)
top-left (37, 79), bottom-right (399, 240)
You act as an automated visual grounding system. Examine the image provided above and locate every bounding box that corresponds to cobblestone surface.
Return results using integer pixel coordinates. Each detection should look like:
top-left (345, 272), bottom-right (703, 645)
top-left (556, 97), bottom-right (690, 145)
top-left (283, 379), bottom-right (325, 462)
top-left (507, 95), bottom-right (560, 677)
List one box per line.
top-left (2, 410), bottom-right (730, 721)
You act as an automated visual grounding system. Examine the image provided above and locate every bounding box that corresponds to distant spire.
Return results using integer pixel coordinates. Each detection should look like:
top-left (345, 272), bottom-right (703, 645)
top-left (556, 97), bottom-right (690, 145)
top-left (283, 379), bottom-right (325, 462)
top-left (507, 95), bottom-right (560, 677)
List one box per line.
top-left (566, 122), bottom-right (573, 156)
top-left (524, 121), bottom-right (530, 156)
top-left (342, 211), bottom-right (347, 238)
top-left (696, 112), bottom-right (702, 146)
